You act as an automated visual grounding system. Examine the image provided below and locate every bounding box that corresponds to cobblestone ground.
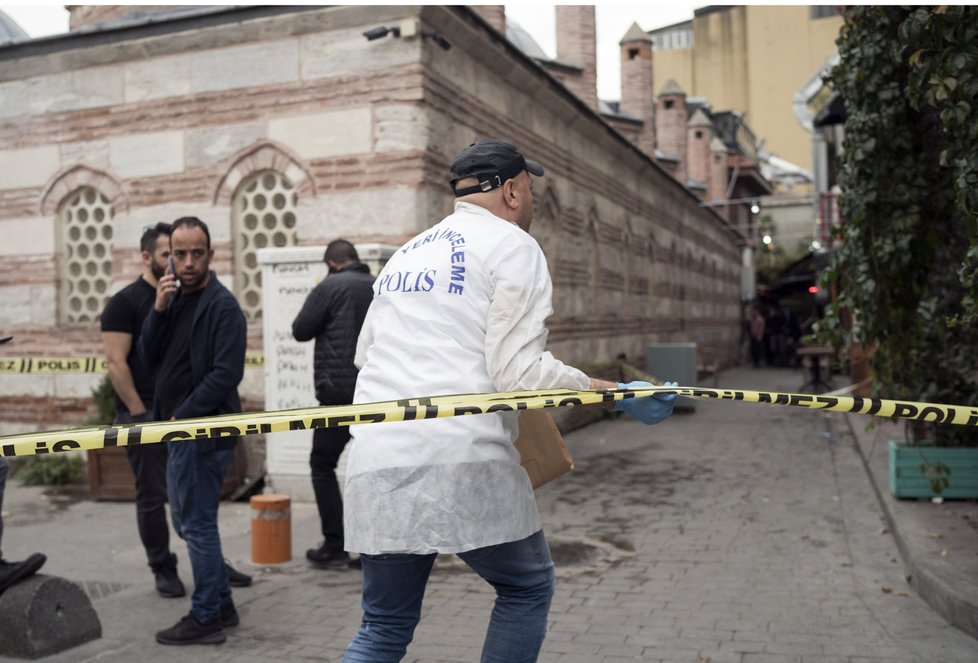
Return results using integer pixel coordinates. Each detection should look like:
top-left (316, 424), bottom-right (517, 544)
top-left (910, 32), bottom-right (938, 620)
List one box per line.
top-left (4, 368), bottom-right (978, 663)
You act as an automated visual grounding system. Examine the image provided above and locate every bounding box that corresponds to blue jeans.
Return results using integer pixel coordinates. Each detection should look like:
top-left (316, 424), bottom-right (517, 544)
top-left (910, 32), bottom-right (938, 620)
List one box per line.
top-left (342, 529), bottom-right (555, 663)
top-left (167, 441), bottom-right (235, 623)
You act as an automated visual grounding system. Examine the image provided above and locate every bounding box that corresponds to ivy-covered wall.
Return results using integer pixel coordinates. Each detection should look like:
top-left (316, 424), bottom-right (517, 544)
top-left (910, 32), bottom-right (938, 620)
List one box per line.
top-left (819, 6), bottom-right (977, 445)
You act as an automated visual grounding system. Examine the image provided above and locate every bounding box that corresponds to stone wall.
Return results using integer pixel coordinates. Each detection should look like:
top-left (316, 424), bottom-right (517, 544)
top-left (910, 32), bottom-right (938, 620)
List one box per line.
top-left (0, 5), bottom-right (743, 434)
top-left (422, 7), bottom-right (742, 370)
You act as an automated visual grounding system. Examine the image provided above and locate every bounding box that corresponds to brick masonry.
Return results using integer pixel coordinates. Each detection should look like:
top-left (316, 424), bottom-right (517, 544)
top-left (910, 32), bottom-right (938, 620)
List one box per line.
top-left (0, 6), bottom-right (745, 431)
top-left (656, 91), bottom-right (688, 184)
top-left (619, 31), bottom-right (655, 157)
top-left (710, 140), bottom-right (731, 220)
top-left (472, 5), bottom-right (506, 34)
top-left (555, 6), bottom-right (598, 113)
top-left (687, 111), bottom-right (714, 193)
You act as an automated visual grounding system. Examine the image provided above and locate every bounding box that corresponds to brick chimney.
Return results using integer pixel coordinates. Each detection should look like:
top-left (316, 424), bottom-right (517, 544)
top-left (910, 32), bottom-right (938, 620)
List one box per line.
top-left (555, 6), bottom-right (598, 112)
top-left (619, 22), bottom-right (655, 157)
top-left (687, 108), bottom-right (713, 197)
top-left (709, 136), bottom-right (730, 220)
top-left (656, 79), bottom-right (688, 184)
top-left (473, 6), bottom-right (506, 34)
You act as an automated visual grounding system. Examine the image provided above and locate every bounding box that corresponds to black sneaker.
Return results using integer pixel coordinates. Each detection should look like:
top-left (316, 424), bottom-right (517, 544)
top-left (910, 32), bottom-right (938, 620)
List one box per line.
top-left (221, 602), bottom-right (240, 628)
top-left (0, 553), bottom-right (46, 595)
top-left (224, 560), bottom-right (252, 587)
top-left (155, 612), bottom-right (225, 645)
top-left (306, 544), bottom-right (352, 569)
top-left (154, 567), bottom-right (186, 598)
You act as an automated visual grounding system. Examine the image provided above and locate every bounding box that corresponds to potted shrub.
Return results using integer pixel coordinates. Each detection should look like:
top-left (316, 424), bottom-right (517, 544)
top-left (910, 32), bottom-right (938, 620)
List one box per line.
top-left (816, 7), bottom-right (978, 498)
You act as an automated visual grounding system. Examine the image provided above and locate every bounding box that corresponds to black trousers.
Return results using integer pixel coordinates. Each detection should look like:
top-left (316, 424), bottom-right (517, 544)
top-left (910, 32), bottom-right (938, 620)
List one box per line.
top-left (750, 337), bottom-right (765, 368)
top-left (310, 423), bottom-right (352, 553)
top-left (116, 410), bottom-right (174, 572)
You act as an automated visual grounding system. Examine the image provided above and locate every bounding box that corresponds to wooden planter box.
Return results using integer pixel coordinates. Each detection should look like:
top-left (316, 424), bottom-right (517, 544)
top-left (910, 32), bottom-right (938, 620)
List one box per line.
top-left (87, 447), bottom-right (137, 501)
top-left (888, 440), bottom-right (978, 499)
top-left (88, 444), bottom-right (250, 501)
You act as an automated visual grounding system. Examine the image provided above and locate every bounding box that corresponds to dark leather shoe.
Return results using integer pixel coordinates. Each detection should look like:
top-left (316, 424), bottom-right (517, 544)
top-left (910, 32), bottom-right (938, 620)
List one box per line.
top-left (221, 601), bottom-right (240, 628)
top-left (306, 544), bottom-right (352, 569)
top-left (154, 567), bottom-right (186, 598)
top-left (224, 560), bottom-right (252, 587)
top-left (0, 553), bottom-right (46, 595)
top-left (155, 612), bottom-right (225, 645)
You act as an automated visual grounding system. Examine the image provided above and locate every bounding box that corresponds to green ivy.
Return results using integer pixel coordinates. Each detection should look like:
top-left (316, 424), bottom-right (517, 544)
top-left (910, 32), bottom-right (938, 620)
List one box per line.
top-left (755, 215), bottom-right (812, 287)
top-left (16, 455), bottom-right (85, 486)
top-left (11, 376), bottom-right (114, 487)
top-left (817, 6), bottom-right (978, 447)
top-left (86, 374), bottom-right (116, 426)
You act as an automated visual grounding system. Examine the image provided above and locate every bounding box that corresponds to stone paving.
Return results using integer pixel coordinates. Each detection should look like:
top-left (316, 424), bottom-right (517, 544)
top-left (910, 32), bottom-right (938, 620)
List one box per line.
top-left (2, 366), bottom-right (977, 662)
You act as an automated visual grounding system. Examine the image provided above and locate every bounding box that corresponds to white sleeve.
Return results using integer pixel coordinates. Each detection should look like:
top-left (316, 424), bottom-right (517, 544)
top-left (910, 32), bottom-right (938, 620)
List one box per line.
top-left (354, 301), bottom-right (377, 370)
top-left (484, 238), bottom-right (589, 392)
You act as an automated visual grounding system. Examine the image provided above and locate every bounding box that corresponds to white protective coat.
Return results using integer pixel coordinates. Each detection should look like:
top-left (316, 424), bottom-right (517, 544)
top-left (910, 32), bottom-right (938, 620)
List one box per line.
top-left (344, 202), bottom-right (589, 554)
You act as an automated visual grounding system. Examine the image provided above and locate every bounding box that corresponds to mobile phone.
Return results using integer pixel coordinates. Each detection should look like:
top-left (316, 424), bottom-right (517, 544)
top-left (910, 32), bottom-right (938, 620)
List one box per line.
top-left (168, 256), bottom-right (180, 288)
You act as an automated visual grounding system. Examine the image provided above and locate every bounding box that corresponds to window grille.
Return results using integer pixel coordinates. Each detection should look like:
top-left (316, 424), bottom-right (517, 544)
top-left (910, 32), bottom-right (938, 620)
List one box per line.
top-left (232, 170), bottom-right (298, 321)
top-left (59, 187), bottom-right (114, 324)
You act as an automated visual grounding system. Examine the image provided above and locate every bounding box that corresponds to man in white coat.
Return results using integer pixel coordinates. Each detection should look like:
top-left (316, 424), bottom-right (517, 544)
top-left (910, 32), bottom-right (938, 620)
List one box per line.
top-left (341, 138), bottom-right (676, 663)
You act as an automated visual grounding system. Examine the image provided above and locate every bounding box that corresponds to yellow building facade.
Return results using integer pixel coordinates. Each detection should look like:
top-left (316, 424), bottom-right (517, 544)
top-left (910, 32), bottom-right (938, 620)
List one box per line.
top-left (652, 6), bottom-right (843, 171)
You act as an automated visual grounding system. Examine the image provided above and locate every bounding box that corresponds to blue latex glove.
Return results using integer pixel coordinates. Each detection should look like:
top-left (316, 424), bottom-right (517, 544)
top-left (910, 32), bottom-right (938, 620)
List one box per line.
top-left (613, 380), bottom-right (678, 425)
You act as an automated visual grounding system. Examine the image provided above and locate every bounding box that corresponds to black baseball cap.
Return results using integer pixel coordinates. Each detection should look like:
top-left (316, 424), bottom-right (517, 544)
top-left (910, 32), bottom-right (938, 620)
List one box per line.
top-left (449, 138), bottom-right (545, 197)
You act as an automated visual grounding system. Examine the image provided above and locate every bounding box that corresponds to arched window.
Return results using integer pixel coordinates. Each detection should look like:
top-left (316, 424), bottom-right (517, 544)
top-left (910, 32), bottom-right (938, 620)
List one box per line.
top-left (58, 187), bottom-right (114, 324)
top-left (232, 170), bottom-right (298, 321)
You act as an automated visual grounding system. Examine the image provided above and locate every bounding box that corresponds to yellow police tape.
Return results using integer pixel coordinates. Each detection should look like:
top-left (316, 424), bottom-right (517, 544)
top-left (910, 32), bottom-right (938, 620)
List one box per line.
top-left (0, 354), bottom-right (265, 373)
top-left (1, 386), bottom-right (976, 457)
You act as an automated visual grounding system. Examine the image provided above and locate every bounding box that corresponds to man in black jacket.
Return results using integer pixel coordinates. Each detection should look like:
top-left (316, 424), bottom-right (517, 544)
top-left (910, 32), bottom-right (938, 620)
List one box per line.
top-left (139, 217), bottom-right (247, 645)
top-left (292, 239), bottom-right (375, 569)
top-left (104, 224), bottom-right (252, 602)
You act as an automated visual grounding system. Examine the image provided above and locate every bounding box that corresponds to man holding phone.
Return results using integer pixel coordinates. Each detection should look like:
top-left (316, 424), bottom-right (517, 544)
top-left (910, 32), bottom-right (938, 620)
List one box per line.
top-left (168, 256), bottom-right (180, 289)
top-left (102, 224), bottom-right (251, 602)
top-left (138, 217), bottom-right (248, 646)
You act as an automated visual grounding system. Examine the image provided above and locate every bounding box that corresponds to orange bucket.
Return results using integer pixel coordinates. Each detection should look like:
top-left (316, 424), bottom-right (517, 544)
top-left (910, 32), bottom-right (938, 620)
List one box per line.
top-left (250, 494), bottom-right (292, 564)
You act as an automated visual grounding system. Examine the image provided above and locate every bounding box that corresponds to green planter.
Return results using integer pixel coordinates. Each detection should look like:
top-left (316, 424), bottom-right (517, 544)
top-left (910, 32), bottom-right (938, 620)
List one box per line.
top-left (889, 440), bottom-right (978, 499)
